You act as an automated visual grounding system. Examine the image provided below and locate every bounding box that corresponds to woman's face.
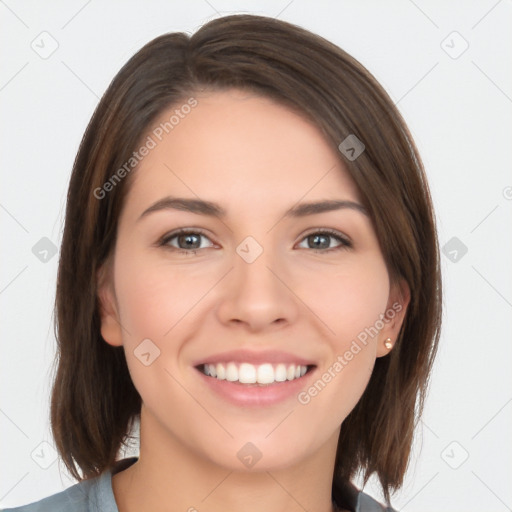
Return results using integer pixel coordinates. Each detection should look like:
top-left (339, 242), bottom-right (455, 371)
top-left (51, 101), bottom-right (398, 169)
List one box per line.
top-left (98, 88), bottom-right (408, 471)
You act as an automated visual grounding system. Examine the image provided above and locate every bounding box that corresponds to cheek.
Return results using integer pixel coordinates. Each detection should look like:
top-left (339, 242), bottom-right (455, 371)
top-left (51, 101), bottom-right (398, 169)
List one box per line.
top-left (112, 253), bottom-right (203, 404)
top-left (298, 257), bottom-right (389, 422)
top-left (298, 254), bottom-right (390, 344)
top-left (113, 251), bottom-right (214, 342)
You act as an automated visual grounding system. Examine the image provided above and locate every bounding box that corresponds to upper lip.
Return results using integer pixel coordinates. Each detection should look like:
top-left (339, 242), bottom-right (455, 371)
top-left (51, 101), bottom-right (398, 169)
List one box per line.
top-left (192, 349), bottom-right (316, 367)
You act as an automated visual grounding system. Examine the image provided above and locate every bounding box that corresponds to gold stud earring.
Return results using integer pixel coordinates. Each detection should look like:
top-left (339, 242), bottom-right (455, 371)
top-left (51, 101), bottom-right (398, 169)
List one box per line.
top-left (384, 338), bottom-right (393, 350)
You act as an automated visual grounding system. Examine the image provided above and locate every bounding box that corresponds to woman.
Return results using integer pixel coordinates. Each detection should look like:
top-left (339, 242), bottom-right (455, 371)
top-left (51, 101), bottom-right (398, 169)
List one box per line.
top-left (3, 13), bottom-right (442, 512)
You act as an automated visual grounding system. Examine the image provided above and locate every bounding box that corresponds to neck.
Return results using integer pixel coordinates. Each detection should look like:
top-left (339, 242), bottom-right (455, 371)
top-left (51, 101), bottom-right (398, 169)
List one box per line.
top-left (112, 404), bottom-right (340, 512)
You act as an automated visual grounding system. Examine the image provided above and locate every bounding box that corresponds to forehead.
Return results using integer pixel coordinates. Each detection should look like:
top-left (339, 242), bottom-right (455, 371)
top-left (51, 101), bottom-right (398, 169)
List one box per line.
top-left (124, 89), bottom-right (362, 215)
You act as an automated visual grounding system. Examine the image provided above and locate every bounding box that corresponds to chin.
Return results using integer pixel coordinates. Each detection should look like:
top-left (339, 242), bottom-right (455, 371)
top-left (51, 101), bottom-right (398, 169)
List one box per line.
top-left (194, 432), bottom-right (317, 473)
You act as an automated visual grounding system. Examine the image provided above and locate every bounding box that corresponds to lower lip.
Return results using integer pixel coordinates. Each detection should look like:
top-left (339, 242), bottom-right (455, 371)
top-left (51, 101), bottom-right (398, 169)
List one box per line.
top-left (195, 367), bottom-right (316, 407)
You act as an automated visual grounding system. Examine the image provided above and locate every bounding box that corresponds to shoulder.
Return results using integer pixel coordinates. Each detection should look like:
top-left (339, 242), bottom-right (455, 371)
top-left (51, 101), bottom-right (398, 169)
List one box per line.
top-left (354, 490), bottom-right (398, 512)
top-left (1, 472), bottom-right (111, 512)
top-left (334, 478), bottom-right (398, 512)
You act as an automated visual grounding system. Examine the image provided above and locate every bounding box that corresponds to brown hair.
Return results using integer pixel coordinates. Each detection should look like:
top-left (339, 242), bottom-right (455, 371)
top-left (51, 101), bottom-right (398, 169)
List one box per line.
top-left (50, 13), bottom-right (442, 507)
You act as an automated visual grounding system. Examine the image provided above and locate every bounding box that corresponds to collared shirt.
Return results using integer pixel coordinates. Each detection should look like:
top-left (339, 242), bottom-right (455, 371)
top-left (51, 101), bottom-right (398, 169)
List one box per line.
top-left (1, 457), bottom-right (397, 512)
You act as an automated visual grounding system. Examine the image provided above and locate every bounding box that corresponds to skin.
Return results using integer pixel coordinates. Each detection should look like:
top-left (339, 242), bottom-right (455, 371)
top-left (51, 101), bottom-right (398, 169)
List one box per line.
top-left (98, 88), bottom-right (410, 512)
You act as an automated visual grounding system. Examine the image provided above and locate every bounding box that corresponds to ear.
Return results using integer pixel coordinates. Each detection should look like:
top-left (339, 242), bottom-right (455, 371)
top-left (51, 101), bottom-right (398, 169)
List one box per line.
top-left (376, 277), bottom-right (410, 357)
top-left (96, 262), bottom-right (123, 347)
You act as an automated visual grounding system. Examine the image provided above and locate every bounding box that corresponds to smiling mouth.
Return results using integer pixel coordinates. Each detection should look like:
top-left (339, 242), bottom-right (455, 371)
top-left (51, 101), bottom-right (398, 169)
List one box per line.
top-left (195, 362), bottom-right (316, 386)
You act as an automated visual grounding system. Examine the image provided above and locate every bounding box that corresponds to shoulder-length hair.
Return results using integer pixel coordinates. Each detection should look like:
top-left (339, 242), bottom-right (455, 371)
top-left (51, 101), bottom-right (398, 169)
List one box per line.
top-left (50, 13), bottom-right (442, 506)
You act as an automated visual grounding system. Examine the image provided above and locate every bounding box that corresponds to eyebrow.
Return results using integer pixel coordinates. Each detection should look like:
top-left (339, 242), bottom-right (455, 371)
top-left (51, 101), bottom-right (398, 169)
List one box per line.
top-left (137, 196), bottom-right (369, 222)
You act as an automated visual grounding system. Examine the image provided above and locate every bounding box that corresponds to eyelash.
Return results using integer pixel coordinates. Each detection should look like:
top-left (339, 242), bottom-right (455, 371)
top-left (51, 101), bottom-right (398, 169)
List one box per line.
top-left (157, 228), bottom-right (352, 255)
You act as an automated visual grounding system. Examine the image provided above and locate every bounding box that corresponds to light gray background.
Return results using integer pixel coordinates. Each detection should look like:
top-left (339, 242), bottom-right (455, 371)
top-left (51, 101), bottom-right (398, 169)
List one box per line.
top-left (1, 1), bottom-right (511, 510)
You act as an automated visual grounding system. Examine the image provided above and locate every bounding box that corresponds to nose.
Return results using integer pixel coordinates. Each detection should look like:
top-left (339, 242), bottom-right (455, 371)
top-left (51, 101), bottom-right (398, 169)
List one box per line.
top-left (216, 245), bottom-right (300, 333)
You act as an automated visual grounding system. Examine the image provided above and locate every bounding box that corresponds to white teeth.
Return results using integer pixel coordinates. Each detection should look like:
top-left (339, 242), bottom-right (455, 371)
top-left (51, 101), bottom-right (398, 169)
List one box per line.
top-left (275, 363), bottom-right (287, 382)
top-left (239, 363), bottom-right (256, 384)
top-left (225, 362), bottom-right (238, 382)
top-left (216, 363), bottom-right (226, 380)
top-left (201, 362), bottom-right (309, 384)
top-left (257, 363), bottom-right (274, 384)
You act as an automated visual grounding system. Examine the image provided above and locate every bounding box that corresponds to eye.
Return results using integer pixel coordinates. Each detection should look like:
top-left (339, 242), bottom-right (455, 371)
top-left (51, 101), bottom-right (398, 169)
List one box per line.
top-left (158, 227), bottom-right (352, 255)
top-left (296, 229), bottom-right (352, 252)
top-left (158, 229), bottom-right (215, 254)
